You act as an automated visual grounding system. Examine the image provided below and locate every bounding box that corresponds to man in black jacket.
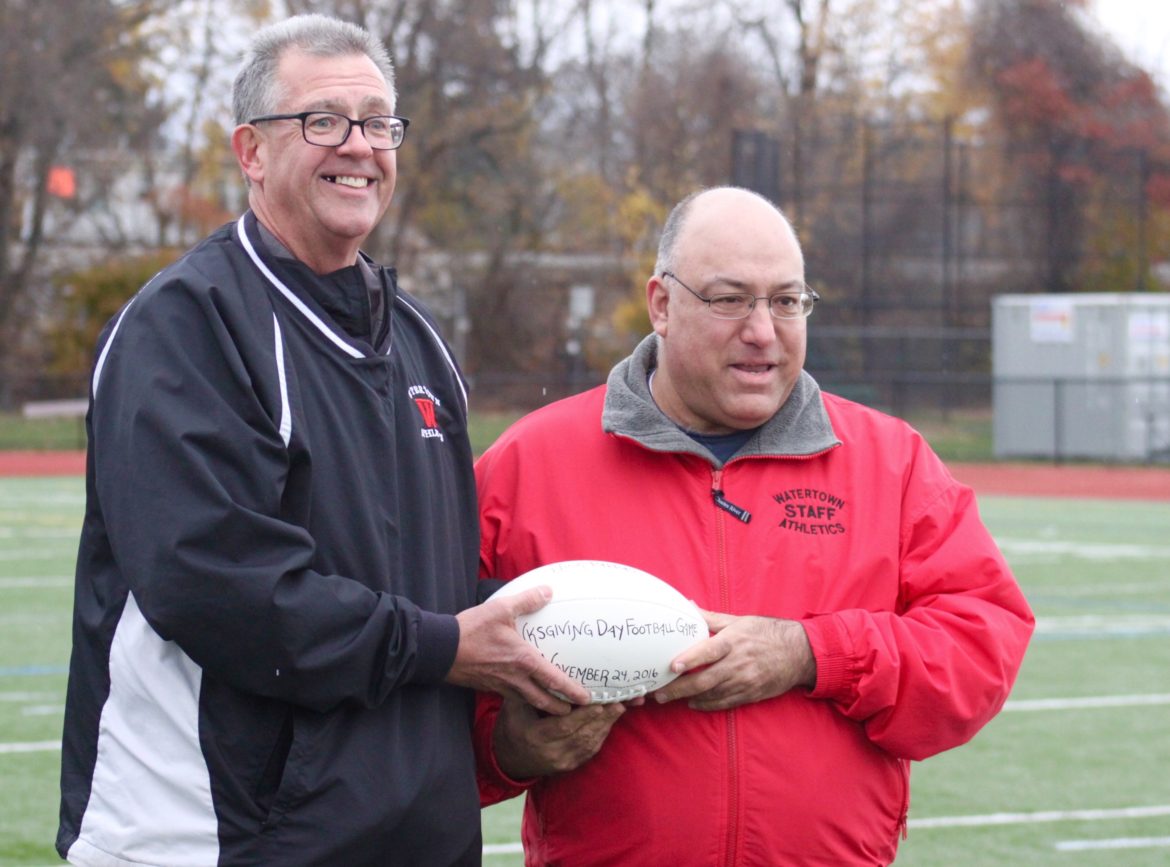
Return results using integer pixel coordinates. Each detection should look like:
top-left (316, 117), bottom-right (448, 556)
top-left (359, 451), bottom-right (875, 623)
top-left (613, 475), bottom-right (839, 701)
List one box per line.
top-left (57, 14), bottom-right (586, 867)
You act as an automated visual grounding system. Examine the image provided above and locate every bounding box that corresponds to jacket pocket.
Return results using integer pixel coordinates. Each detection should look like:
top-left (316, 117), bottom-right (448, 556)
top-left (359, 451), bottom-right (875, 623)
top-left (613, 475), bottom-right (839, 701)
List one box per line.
top-left (256, 709), bottom-right (295, 827)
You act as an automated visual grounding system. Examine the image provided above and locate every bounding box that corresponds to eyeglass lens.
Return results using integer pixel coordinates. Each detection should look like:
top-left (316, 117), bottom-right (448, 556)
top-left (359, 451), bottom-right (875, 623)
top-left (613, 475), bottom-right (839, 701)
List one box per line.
top-left (708, 294), bottom-right (813, 319)
top-left (303, 112), bottom-right (405, 149)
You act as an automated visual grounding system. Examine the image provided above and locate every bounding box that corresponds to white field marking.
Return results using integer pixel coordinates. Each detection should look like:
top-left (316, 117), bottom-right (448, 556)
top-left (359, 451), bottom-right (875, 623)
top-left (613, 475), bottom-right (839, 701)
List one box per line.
top-left (483, 843), bottom-right (524, 856)
top-left (0, 549), bottom-right (69, 561)
top-left (0, 493), bottom-right (85, 507)
top-left (11, 689), bottom-right (1154, 714)
top-left (0, 527), bottom-right (78, 539)
top-left (1039, 581), bottom-right (1167, 597)
top-left (996, 538), bottom-right (1170, 561)
top-left (482, 816), bottom-right (1170, 857)
top-left (21, 704), bottom-right (63, 716)
top-left (1034, 615), bottom-right (1170, 637)
top-left (0, 576), bottom-right (72, 589)
top-left (1056, 836), bottom-right (1170, 852)
top-left (0, 740), bottom-right (60, 754)
top-left (0, 611), bottom-right (69, 625)
top-left (0, 691), bottom-right (54, 702)
top-left (0, 664), bottom-right (67, 677)
top-left (909, 805), bottom-right (1170, 829)
top-left (1005, 693), bottom-right (1170, 712)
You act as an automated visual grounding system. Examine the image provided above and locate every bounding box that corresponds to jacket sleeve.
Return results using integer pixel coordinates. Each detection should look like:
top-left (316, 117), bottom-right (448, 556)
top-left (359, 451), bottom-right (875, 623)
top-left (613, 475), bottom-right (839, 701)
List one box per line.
top-left (472, 446), bottom-right (538, 805)
top-left (90, 273), bottom-right (458, 713)
top-left (474, 691), bottom-right (538, 806)
top-left (801, 451), bottom-right (1034, 761)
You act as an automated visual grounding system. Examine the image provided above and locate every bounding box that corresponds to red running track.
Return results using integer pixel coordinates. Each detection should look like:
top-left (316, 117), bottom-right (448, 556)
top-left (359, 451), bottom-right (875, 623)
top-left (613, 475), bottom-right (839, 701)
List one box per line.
top-left (3, 451), bottom-right (1168, 501)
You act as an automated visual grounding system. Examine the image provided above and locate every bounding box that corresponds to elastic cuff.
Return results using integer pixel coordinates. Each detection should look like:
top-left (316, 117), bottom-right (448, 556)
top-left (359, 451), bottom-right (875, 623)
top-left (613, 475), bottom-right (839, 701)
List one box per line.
top-left (412, 611), bottom-right (460, 684)
top-left (477, 578), bottom-right (506, 604)
top-left (802, 614), bottom-right (853, 700)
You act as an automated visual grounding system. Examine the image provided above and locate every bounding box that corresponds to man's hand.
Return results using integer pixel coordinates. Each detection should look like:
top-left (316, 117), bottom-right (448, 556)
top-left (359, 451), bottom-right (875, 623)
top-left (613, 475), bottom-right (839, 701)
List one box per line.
top-left (653, 610), bottom-right (816, 711)
top-left (493, 696), bottom-right (632, 779)
top-left (447, 585), bottom-right (591, 714)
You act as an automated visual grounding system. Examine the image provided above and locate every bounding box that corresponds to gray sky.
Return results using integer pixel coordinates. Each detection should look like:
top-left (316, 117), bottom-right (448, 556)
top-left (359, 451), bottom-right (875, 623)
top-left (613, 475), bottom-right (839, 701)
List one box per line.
top-left (1091, 0), bottom-right (1170, 90)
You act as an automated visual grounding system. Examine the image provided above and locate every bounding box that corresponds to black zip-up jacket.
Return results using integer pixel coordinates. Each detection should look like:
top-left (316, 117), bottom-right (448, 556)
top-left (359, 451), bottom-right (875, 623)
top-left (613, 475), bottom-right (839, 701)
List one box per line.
top-left (58, 212), bottom-right (482, 866)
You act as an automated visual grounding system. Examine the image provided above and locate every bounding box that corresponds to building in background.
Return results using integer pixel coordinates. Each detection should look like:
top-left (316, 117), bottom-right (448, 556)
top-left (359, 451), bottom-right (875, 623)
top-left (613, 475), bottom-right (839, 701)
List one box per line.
top-left (993, 294), bottom-right (1170, 463)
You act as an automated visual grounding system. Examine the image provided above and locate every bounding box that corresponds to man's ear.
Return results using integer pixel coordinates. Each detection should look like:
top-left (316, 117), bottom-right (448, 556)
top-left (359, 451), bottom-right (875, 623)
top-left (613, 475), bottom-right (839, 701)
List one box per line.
top-left (231, 124), bottom-right (265, 185)
top-left (647, 274), bottom-right (670, 337)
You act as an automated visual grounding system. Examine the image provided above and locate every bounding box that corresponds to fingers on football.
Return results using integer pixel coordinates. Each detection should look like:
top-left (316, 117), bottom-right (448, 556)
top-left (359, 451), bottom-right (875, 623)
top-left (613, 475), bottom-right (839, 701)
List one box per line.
top-left (533, 658), bottom-right (591, 707)
top-left (656, 666), bottom-right (755, 710)
top-left (514, 679), bottom-right (575, 715)
top-left (669, 634), bottom-right (729, 675)
top-left (549, 703), bottom-right (625, 739)
top-left (699, 609), bottom-right (734, 633)
top-left (538, 707), bottom-right (623, 772)
top-left (500, 584), bottom-right (554, 617)
top-left (653, 665), bottom-right (717, 704)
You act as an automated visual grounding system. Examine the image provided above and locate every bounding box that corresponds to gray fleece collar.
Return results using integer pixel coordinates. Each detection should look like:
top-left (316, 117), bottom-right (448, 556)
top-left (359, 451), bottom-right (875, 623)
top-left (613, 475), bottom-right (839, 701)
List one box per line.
top-left (601, 334), bottom-right (841, 466)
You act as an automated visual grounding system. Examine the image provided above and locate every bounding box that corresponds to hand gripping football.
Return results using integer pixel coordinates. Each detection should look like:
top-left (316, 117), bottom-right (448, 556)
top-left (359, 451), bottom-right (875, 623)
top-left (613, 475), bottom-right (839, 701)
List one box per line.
top-left (493, 560), bottom-right (708, 704)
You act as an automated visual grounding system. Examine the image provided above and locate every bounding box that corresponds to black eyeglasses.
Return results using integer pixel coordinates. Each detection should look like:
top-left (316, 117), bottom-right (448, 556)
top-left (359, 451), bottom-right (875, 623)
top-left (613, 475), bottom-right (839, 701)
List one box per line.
top-left (248, 111), bottom-right (410, 150)
top-left (662, 271), bottom-right (819, 320)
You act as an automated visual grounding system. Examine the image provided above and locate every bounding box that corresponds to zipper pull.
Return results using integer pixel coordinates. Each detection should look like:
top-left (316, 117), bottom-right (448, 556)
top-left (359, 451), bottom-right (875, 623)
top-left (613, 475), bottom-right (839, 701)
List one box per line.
top-left (711, 469), bottom-right (751, 523)
top-left (713, 489), bottom-right (751, 523)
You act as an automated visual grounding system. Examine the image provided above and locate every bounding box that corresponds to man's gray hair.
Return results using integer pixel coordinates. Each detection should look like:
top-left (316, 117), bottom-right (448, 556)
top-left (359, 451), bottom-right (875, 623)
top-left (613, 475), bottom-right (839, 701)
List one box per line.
top-left (232, 14), bottom-right (396, 125)
top-left (653, 186), bottom-right (797, 276)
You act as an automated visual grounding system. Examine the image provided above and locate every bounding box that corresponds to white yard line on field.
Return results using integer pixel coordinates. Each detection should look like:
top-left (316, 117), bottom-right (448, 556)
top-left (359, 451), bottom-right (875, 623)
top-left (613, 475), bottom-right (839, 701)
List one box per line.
top-left (1005, 693), bottom-right (1170, 711)
top-left (0, 740), bottom-right (59, 754)
top-left (0, 576), bottom-right (72, 589)
top-left (1056, 836), bottom-right (1170, 852)
top-left (483, 843), bottom-right (524, 855)
top-left (0, 527), bottom-right (79, 539)
top-left (0, 549), bottom-right (70, 561)
top-left (22, 704), bottom-right (63, 716)
top-left (995, 538), bottom-right (1170, 561)
top-left (0, 691), bottom-right (54, 702)
top-left (1040, 581), bottom-right (1169, 597)
top-left (1034, 614), bottom-right (1170, 638)
top-left (909, 805), bottom-right (1170, 829)
top-left (17, 692), bottom-right (1154, 712)
top-left (485, 813), bottom-right (1170, 856)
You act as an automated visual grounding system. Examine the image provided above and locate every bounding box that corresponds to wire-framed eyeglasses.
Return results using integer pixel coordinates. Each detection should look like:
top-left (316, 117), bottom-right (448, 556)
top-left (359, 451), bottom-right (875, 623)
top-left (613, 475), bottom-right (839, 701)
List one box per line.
top-left (248, 111), bottom-right (410, 150)
top-left (662, 271), bottom-right (819, 320)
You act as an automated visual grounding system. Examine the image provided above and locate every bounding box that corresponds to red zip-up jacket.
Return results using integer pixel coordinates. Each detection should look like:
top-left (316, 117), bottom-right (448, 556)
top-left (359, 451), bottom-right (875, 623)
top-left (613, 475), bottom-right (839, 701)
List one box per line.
top-left (475, 336), bottom-right (1034, 866)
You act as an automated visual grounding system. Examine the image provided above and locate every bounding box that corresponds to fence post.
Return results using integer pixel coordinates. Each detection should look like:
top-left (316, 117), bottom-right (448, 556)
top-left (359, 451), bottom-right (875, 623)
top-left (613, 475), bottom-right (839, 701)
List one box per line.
top-left (1053, 378), bottom-right (1064, 465)
top-left (1137, 148), bottom-right (1149, 293)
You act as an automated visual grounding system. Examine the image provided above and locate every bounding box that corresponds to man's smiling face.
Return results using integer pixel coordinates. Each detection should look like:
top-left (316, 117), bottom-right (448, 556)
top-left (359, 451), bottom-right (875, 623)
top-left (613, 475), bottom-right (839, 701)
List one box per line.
top-left (242, 48), bottom-right (397, 273)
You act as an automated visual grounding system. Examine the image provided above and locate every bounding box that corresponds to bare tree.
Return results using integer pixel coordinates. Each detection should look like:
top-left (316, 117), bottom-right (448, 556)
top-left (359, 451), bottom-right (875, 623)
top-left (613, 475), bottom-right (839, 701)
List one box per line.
top-left (0, 0), bottom-right (163, 390)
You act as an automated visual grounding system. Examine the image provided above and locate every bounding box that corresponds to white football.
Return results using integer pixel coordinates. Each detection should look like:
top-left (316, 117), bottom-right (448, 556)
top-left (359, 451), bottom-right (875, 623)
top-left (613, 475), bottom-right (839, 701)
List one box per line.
top-left (492, 560), bottom-right (707, 704)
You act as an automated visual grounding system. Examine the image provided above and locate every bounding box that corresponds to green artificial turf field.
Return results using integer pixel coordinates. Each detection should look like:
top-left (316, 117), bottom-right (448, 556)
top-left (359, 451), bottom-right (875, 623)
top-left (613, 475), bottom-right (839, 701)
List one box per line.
top-left (2, 477), bottom-right (1168, 865)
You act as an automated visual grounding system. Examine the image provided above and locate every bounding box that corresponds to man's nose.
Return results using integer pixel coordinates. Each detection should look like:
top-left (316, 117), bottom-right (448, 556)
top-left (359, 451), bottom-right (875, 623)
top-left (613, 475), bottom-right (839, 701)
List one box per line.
top-left (739, 300), bottom-right (779, 343)
top-left (337, 123), bottom-right (375, 156)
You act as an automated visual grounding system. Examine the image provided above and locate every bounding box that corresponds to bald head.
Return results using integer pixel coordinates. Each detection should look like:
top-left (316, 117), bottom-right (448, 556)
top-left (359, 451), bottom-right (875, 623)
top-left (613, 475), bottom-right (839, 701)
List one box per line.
top-left (654, 187), bottom-right (802, 278)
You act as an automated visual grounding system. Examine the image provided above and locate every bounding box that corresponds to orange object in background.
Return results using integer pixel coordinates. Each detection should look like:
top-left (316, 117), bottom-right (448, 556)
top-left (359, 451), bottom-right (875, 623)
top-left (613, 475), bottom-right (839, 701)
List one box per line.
top-left (47, 165), bottom-right (76, 198)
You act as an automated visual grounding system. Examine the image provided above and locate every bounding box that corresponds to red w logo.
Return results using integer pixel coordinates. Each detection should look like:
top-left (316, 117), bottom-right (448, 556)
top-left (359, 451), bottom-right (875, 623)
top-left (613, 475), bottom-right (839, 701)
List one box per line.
top-left (413, 397), bottom-right (438, 429)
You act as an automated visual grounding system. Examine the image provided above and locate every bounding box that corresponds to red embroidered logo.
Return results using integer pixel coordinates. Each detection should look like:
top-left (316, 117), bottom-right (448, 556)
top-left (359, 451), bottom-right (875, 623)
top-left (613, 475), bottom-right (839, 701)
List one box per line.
top-left (413, 397), bottom-right (438, 428)
top-left (408, 385), bottom-right (444, 442)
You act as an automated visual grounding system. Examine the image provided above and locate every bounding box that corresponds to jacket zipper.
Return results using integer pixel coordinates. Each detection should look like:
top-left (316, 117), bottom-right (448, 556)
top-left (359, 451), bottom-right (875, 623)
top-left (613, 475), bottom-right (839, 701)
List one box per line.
top-left (711, 468), bottom-right (741, 867)
top-left (897, 758), bottom-right (911, 842)
top-left (712, 451), bottom-right (840, 864)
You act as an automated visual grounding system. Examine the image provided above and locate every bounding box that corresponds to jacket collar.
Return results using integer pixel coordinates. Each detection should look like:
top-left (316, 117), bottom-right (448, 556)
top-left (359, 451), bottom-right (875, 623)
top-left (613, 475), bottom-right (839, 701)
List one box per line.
top-left (601, 334), bottom-right (841, 464)
top-left (240, 211), bottom-right (396, 353)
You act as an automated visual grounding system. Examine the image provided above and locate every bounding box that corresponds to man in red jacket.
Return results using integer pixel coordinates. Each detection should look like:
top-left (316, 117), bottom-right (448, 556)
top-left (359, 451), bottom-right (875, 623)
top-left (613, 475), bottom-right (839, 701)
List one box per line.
top-left (475, 186), bottom-right (1034, 866)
